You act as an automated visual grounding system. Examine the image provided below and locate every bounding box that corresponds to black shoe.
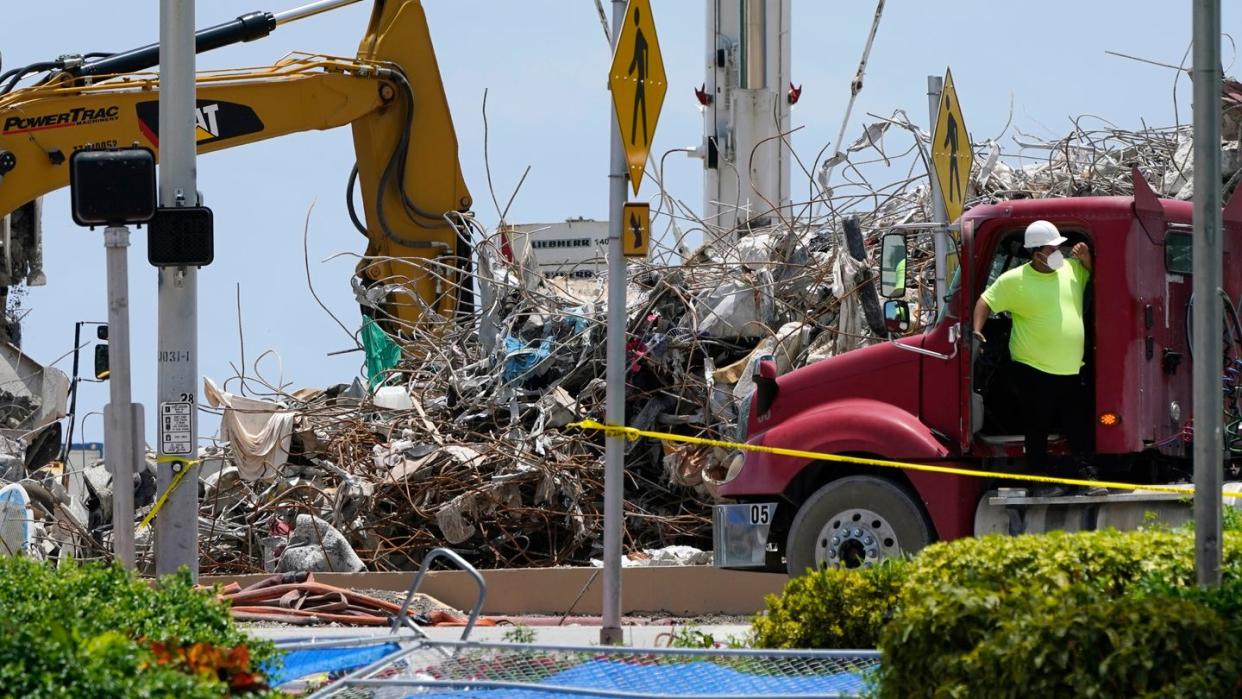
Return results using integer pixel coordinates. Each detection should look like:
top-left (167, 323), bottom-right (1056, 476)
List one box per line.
top-left (1072, 464), bottom-right (1108, 496)
top-left (1031, 483), bottom-right (1072, 498)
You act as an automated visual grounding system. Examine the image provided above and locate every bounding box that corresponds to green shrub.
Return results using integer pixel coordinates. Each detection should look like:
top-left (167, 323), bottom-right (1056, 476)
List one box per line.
top-left (751, 559), bottom-right (907, 649)
top-left (0, 556), bottom-right (277, 697)
top-left (751, 529), bottom-right (1242, 696)
top-left (878, 584), bottom-right (1242, 698)
top-left (902, 529), bottom-right (1242, 600)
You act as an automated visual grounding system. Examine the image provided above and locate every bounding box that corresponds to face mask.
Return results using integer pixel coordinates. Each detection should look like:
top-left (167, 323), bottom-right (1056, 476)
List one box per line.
top-left (1039, 249), bottom-right (1065, 271)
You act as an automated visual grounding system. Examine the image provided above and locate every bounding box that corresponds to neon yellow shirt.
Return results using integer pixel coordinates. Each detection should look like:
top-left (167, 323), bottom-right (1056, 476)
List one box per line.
top-left (980, 259), bottom-right (1090, 376)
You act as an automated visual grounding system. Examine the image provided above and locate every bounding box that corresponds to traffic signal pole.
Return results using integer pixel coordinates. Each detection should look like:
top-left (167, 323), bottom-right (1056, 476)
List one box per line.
top-left (103, 226), bottom-right (138, 569)
top-left (155, 0), bottom-right (201, 578)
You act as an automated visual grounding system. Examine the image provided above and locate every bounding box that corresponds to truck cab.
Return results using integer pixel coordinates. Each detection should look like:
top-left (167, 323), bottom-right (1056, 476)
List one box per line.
top-left (714, 169), bottom-right (1242, 575)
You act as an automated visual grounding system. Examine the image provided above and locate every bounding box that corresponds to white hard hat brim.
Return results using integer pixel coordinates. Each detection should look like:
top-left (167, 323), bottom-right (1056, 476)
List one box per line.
top-left (1025, 234), bottom-right (1068, 248)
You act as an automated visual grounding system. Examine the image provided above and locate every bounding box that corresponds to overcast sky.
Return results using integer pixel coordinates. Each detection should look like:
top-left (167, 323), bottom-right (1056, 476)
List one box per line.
top-left (1, 1), bottom-right (1236, 446)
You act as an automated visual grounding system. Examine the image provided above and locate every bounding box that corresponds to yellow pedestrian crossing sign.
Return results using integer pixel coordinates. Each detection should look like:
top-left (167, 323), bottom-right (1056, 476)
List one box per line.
top-left (931, 68), bottom-right (971, 223)
top-left (622, 202), bottom-right (650, 258)
top-left (609, 0), bottom-right (667, 196)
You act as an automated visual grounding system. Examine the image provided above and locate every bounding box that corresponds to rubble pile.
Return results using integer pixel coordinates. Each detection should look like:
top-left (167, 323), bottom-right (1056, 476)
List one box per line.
top-left (5, 92), bottom-right (1242, 574)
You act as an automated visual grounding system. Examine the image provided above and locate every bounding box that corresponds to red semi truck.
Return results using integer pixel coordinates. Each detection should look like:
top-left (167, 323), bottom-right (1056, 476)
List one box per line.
top-left (713, 169), bottom-right (1242, 575)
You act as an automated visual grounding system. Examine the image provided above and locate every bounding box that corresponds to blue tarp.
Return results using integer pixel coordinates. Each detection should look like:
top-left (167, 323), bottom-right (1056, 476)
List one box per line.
top-left (502, 336), bottom-right (552, 383)
top-left (269, 642), bottom-right (400, 687)
top-left (445, 659), bottom-right (869, 697)
top-left (273, 647), bottom-right (872, 697)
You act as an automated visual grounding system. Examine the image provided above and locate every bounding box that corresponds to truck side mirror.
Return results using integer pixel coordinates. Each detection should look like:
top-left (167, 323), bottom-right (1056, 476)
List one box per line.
top-left (752, 356), bottom-right (779, 417)
top-left (879, 233), bottom-right (908, 298)
top-left (883, 300), bottom-right (911, 335)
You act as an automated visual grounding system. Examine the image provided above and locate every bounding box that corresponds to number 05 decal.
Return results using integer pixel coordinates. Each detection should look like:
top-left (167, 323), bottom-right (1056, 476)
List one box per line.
top-left (749, 504), bottom-right (771, 525)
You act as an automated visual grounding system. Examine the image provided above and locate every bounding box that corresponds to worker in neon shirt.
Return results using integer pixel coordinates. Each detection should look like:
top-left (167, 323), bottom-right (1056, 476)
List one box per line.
top-left (972, 220), bottom-right (1099, 489)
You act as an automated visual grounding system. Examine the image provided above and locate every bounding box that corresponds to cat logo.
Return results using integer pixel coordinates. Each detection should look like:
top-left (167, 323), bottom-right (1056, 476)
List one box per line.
top-left (135, 99), bottom-right (264, 148)
top-left (194, 103), bottom-right (221, 141)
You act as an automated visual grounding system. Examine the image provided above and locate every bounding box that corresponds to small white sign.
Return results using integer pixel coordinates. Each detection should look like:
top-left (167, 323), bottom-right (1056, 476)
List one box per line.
top-left (159, 401), bottom-right (193, 456)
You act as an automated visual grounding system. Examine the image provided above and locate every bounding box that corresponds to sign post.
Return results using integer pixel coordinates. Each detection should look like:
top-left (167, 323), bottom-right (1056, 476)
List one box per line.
top-left (930, 68), bottom-right (971, 298)
top-left (603, 0), bottom-right (665, 645)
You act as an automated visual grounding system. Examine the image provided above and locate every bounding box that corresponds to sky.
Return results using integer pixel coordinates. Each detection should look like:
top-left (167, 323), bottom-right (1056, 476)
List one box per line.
top-left (0, 0), bottom-right (1237, 447)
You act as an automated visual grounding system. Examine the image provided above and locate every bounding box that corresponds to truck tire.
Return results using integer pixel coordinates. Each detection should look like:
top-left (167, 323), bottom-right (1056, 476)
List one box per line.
top-left (785, 475), bottom-right (932, 576)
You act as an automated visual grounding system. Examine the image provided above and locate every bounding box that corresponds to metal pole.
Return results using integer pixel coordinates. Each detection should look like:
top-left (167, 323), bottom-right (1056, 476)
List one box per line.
top-left (61, 322), bottom-right (83, 464)
top-left (272, 0), bottom-right (364, 26)
top-left (1192, 0), bottom-right (1223, 587)
top-left (601, 0), bottom-right (627, 647)
top-left (927, 75), bottom-right (948, 308)
top-left (103, 227), bottom-right (135, 569)
top-left (156, 0), bottom-right (200, 579)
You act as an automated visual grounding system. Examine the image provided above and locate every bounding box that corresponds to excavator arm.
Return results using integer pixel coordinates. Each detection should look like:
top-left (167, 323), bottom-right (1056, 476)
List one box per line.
top-left (0, 0), bottom-right (472, 330)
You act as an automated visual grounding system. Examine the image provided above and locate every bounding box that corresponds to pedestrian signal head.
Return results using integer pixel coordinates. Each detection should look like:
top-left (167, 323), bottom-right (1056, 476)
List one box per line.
top-left (1023, 220), bottom-right (1067, 249)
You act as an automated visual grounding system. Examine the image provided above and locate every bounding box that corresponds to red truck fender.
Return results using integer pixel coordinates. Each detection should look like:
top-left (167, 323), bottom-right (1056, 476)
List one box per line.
top-left (721, 397), bottom-right (949, 497)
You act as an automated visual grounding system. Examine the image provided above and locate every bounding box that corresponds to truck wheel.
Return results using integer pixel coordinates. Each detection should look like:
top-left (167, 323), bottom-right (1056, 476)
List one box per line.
top-left (785, 475), bottom-right (932, 576)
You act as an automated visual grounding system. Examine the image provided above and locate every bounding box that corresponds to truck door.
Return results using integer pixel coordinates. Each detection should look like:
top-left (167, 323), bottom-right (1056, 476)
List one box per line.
top-left (968, 220), bottom-right (1097, 458)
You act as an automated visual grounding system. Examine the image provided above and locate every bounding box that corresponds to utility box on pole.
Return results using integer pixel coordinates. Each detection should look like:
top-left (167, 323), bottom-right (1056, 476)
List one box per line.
top-left (699, 0), bottom-right (792, 232)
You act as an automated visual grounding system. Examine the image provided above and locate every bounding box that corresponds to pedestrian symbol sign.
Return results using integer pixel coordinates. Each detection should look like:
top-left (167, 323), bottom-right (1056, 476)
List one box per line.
top-left (622, 202), bottom-right (650, 258)
top-left (609, 0), bottom-right (667, 196)
top-left (931, 68), bottom-right (972, 224)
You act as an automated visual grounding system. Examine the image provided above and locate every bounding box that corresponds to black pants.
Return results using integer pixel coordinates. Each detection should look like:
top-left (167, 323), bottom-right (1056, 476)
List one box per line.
top-left (1010, 361), bottom-right (1092, 473)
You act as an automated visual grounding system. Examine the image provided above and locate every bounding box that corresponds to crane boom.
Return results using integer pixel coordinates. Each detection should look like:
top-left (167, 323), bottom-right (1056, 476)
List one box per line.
top-left (0, 0), bottom-right (472, 330)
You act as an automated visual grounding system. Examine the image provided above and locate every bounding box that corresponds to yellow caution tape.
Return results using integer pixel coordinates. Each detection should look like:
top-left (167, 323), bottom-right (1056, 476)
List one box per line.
top-left (569, 419), bottom-right (1213, 497)
top-left (138, 456), bottom-right (200, 530)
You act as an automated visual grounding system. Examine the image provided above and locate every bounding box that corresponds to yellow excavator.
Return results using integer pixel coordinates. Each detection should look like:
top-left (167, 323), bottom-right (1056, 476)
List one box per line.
top-left (0, 0), bottom-right (473, 335)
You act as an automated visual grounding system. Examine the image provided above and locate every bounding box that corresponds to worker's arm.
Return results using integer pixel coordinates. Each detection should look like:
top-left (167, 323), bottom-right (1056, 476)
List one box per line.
top-left (972, 296), bottom-right (993, 343)
top-left (1072, 242), bottom-right (1092, 273)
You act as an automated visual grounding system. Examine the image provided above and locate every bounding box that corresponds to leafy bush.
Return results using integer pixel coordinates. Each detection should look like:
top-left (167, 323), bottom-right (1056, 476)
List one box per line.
top-left (0, 556), bottom-right (277, 697)
top-left (751, 529), bottom-right (1242, 695)
top-left (878, 584), bottom-right (1242, 698)
top-left (901, 529), bottom-right (1242, 599)
top-left (751, 559), bottom-right (906, 649)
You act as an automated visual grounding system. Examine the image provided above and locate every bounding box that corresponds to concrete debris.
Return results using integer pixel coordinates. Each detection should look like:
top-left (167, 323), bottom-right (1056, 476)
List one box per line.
top-left (276, 514), bottom-right (365, 574)
top-left (592, 545), bottom-right (713, 568)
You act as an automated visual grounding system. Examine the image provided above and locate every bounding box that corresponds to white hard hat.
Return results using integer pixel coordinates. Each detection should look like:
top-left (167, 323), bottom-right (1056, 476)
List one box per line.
top-left (1024, 220), bottom-right (1067, 248)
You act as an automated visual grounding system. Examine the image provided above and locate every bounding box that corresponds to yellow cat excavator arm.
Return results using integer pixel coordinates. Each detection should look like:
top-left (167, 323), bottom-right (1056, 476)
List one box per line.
top-left (0, 0), bottom-right (472, 330)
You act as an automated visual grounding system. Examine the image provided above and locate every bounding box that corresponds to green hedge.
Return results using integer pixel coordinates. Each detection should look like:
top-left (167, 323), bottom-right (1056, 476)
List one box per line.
top-left (878, 582), bottom-right (1242, 698)
top-left (752, 529), bottom-right (1242, 696)
top-left (0, 557), bottom-right (277, 697)
top-left (751, 559), bottom-right (906, 649)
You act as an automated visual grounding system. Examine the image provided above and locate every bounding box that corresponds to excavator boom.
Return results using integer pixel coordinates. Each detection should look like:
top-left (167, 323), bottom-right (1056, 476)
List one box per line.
top-left (0, 0), bottom-right (472, 329)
